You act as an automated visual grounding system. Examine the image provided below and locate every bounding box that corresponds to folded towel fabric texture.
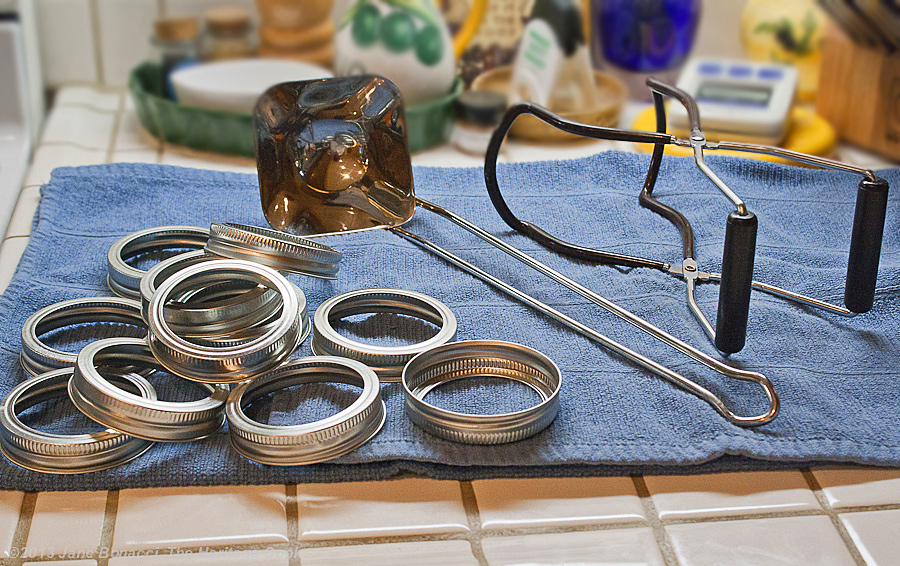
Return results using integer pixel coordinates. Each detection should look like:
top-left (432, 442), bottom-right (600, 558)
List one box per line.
top-left (0, 153), bottom-right (897, 491)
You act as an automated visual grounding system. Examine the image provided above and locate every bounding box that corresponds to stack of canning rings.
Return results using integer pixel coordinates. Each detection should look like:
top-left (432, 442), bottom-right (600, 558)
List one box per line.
top-left (2, 222), bottom-right (564, 474)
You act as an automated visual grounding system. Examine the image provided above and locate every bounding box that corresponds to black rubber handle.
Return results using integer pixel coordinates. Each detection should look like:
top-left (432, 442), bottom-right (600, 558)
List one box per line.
top-left (844, 177), bottom-right (889, 313)
top-left (715, 211), bottom-right (758, 354)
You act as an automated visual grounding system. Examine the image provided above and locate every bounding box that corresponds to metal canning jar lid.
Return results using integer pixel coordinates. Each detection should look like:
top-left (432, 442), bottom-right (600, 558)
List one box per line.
top-left (226, 356), bottom-right (385, 466)
top-left (108, 226), bottom-right (210, 298)
top-left (0, 367), bottom-right (156, 474)
top-left (69, 337), bottom-right (229, 442)
top-left (205, 222), bottom-right (342, 279)
top-left (402, 340), bottom-right (562, 444)
top-left (311, 288), bottom-right (458, 382)
top-left (147, 259), bottom-right (302, 383)
top-left (20, 296), bottom-right (148, 377)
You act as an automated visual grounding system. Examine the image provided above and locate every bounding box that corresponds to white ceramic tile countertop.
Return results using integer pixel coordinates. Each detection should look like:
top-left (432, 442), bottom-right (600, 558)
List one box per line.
top-left (0, 86), bottom-right (898, 566)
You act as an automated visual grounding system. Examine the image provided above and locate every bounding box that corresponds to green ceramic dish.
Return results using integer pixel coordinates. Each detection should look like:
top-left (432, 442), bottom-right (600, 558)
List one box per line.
top-left (129, 62), bottom-right (255, 156)
top-left (405, 76), bottom-right (464, 153)
top-left (128, 62), bottom-right (461, 156)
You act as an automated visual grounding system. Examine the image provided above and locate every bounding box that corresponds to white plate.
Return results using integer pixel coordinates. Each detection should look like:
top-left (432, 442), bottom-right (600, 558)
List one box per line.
top-left (171, 58), bottom-right (333, 114)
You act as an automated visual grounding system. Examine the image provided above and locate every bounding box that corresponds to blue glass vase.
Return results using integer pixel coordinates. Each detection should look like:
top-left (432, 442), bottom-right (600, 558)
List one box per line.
top-left (594, 0), bottom-right (701, 73)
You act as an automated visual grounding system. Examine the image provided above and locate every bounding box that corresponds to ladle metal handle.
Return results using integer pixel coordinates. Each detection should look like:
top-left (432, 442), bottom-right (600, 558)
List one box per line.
top-left (392, 227), bottom-right (779, 426)
top-left (412, 198), bottom-right (779, 426)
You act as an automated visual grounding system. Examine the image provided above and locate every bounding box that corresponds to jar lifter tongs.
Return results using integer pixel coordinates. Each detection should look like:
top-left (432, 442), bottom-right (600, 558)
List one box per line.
top-left (254, 75), bottom-right (780, 426)
top-left (483, 79), bottom-right (889, 355)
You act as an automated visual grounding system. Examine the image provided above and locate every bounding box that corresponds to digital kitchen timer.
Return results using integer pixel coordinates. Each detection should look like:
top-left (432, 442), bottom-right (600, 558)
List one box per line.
top-left (668, 58), bottom-right (798, 144)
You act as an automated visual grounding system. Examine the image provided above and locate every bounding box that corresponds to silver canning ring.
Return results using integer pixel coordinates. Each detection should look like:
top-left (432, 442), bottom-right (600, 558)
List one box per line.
top-left (226, 356), bottom-right (385, 466)
top-left (166, 281), bottom-right (279, 338)
top-left (402, 340), bottom-right (562, 444)
top-left (311, 288), bottom-right (457, 382)
top-left (191, 282), bottom-right (311, 345)
top-left (107, 226), bottom-right (209, 298)
top-left (69, 337), bottom-right (229, 442)
top-left (140, 250), bottom-right (219, 322)
top-left (141, 250), bottom-right (283, 338)
top-left (147, 259), bottom-right (301, 383)
top-left (206, 222), bottom-right (342, 279)
top-left (20, 296), bottom-right (148, 377)
top-left (0, 367), bottom-right (156, 474)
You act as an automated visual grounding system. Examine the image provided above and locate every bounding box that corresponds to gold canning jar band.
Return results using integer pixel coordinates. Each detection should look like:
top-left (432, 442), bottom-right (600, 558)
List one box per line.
top-left (20, 296), bottom-right (148, 377)
top-left (140, 249), bottom-right (283, 338)
top-left (69, 337), bottom-right (230, 442)
top-left (205, 222), bottom-right (342, 279)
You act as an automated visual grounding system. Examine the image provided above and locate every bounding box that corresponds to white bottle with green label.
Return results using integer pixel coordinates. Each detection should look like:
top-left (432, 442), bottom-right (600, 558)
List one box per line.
top-left (508, 0), bottom-right (598, 112)
top-left (509, 18), bottom-right (564, 106)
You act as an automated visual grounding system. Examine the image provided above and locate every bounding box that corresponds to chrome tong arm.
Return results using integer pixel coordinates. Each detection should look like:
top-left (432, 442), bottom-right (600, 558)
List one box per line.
top-left (646, 78), bottom-right (748, 215)
top-left (412, 198), bottom-right (779, 426)
top-left (393, 227), bottom-right (778, 426)
top-left (674, 259), bottom-right (717, 345)
top-left (645, 79), bottom-right (758, 354)
top-left (740, 276), bottom-right (855, 317)
top-left (667, 261), bottom-right (856, 347)
top-left (710, 141), bottom-right (879, 181)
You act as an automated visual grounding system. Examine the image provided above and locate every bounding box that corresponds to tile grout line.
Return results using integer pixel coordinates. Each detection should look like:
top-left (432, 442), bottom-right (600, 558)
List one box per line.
top-left (459, 481), bottom-right (488, 566)
top-left (10, 495), bottom-right (900, 563)
top-left (1, 156), bottom-right (39, 242)
top-left (477, 520), bottom-right (652, 538)
top-left (105, 94), bottom-right (125, 165)
top-left (7, 492), bottom-right (36, 566)
top-left (274, 522), bottom-right (662, 551)
top-left (88, 0), bottom-right (105, 87)
top-left (96, 490), bottom-right (119, 566)
top-left (829, 503), bottom-right (900, 514)
top-left (53, 102), bottom-right (120, 114)
top-left (35, 141), bottom-right (111, 153)
top-left (285, 484), bottom-right (300, 566)
top-left (658, 508), bottom-right (829, 525)
top-left (276, 534), bottom-right (476, 549)
top-left (801, 469), bottom-right (868, 566)
top-left (632, 475), bottom-right (680, 566)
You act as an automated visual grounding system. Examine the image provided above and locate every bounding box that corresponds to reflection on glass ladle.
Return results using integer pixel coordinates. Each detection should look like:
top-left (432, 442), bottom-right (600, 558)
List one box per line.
top-left (296, 121), bottom-right (369, 194)
top-left (256, 76), bottom-right (414, 235)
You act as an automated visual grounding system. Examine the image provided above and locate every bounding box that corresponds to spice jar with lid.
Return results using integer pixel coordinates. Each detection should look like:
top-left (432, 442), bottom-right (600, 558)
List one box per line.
top-left (202, 6), bottom-right (257, 61)
top-left (152, 16), bottom-right (201, 99)
top-left (451, 90), bottom-right (508, 156)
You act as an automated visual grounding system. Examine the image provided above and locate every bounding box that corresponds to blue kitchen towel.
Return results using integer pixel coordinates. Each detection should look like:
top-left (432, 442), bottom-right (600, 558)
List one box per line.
top-left (0, 153), bottom-right (898, 491)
